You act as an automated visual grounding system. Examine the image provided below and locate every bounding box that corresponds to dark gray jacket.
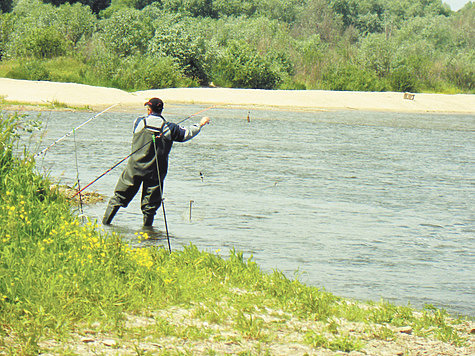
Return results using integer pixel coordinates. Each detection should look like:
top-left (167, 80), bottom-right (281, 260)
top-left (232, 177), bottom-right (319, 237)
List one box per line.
top-left (129, 113), bottom-right (202, 181)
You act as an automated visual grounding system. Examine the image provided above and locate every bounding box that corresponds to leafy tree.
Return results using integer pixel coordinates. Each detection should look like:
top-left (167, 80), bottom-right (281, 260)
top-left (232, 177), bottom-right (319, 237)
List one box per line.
top-left (329, 0), bottom-right (359, 28)
top-left (322, 63), bottom-right (387, 91)
top-left (444, 53), bottom-right (474, 91)
top-left (42, 0), bottom-right (111, 14)
top-left (4, 1), bottom-right (70, 58)
top-left (211, 0), bottom-right (253, 17)
top-left (389, 65), bottom-right (418, 92)
top-left (0, 13), bottom-right (14, 59)
top-left (99, 7), bottom-right (152, 57)
top-left (161, 0), bottom-right (213, 17)
top-left (113, 55), bottom-right (196, 90)
top-left (105, 0), bottom-right (159, 12)
top-left (56, 3), bottom-right (96, 45)
top-left (294, 0), bottom-right (342, 43)
top-left (358, 32), bottom-right (395, 77)
top-left (255, 0), bottom-right (302, 23)
top-left (212, 40), bottom-right (281, 89)
top-left (10, 26), bottom-right (67, 58)
top-left (5, 0), bottom-right (94, 58)
top-left (148, 17), bottom-right (209, 83)
top-left (83, 36), bottom-right (122, 83)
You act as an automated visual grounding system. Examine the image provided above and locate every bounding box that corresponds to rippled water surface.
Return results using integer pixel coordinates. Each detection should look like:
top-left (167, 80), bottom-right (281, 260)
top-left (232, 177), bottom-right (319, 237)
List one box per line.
top-left (22, 106), bottom-right (474, 316)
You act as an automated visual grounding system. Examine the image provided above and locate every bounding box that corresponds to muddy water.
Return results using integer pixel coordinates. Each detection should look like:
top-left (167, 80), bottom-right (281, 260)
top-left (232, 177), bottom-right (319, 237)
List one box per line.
top-left (23, 106), bottom-right (474, 316)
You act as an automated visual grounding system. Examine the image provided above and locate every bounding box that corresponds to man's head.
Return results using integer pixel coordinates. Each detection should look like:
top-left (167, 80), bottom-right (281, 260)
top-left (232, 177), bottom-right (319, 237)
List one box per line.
top-left (144, 97), bottom-right (164, 114)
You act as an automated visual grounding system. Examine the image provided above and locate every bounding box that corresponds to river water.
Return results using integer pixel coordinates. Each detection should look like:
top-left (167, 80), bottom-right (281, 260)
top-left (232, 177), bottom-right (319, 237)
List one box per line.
top-left (20, 105), bottom-right (474, 316)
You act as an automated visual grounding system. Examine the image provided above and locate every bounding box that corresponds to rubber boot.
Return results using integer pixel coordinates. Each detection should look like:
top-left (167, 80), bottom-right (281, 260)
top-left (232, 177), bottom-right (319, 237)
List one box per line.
top-left (143, 214), bottom-right (154, 227)
top-left (102, 205), bottom-right (120, 225)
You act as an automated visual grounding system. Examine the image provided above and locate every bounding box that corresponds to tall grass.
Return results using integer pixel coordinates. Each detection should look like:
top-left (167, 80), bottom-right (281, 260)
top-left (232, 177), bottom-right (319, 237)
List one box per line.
top-left (0, 111), bottom-right (470, 353)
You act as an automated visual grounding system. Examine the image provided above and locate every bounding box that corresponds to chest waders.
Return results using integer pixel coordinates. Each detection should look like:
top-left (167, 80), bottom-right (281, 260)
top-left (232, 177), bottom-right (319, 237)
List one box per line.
top-left (102, 118), bottom-right (170, 227)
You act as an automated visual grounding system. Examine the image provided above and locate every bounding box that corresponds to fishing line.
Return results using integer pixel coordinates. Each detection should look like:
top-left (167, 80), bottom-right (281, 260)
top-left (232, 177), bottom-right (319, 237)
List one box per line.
top-left (71, 105), bottom-right (217, 198)
top-left (72, 128), bottom-right (84, 219)
top-left (35, 103), bottom-right (118, 158)
top-left (152, 134), bottom-right (172, 254)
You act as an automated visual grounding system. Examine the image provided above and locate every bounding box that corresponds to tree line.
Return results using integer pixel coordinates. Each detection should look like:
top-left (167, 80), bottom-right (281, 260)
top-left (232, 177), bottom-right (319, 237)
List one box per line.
top-left (0, 0), bottom-right (473, 93)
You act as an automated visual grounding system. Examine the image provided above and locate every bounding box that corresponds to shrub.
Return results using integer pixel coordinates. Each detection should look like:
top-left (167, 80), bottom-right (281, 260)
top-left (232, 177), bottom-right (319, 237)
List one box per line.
top-left (212, 40), bottom-right (282, 89)
top-left (148, 17), bottom-right (210, 84)
top-left (0, 13), bottom-right (15, 60)
top-left (390, 65), bottom-right (418, 92)
top-left (322, 63), bottom-right (387, 91)
top-left (55, 3), bottom-right (97, 45)
top-left (7, 26), bottom-right (68, 59)
top-left (113, 55), bottom-right (196, 90)
top-left (81, 37), bottom-right (122, 86)
top-left (6, 60), bottom-right (51, 81)
top-left (212, 0), bottom-right (257, 17)
top-left (99, 7), bottom-right (152, 57)
top-left (161, 0), bottom-right (214, 17)
top-left (42, 0), bottom-right (111, 14)
top-left (358, 32), bottom-right (395, 78)
top-left (445, 53), bottom-right (474, 92)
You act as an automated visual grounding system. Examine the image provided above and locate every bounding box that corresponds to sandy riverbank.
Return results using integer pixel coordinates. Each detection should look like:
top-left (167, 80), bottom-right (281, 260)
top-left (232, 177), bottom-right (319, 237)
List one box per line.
top-left (1, 78), bottom-right (474, 114)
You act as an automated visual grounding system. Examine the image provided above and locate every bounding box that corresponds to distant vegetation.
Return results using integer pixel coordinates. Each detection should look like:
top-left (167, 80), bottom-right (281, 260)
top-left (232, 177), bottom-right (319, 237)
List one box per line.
top-left (0, 0), bottom-right (473, 93)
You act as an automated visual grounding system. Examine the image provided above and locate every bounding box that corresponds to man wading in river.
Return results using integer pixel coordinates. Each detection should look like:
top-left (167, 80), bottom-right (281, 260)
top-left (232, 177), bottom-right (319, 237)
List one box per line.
top-left (102, 98), bottom-right (210, 226)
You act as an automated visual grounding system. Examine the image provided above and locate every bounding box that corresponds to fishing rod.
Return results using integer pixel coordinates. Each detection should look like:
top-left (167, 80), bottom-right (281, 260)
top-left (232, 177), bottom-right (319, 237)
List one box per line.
top-left (73, 128), bottom-right (84, 217)
top-left (35, 103), bottom-right (118, 158)
top-left (71, 104), bottom-right (216, 198)
top-left (152, 134), bottom-right (172, 254)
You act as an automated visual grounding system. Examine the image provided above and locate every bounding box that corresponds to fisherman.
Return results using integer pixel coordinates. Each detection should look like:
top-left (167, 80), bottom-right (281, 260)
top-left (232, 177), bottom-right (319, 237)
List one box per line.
top-left (102, 98), bottom-right (210, 226)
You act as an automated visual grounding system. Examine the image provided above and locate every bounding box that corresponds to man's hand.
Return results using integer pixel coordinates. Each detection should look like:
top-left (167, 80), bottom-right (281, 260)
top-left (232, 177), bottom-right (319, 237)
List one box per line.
top-left (200, 116), bottom-right (210, 127)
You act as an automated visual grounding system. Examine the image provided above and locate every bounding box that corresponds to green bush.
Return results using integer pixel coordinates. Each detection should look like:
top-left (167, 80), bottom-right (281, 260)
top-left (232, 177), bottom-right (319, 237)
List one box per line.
top-left (80, 37), bottom-right (122, 86)
top-left (8, 26), bottom-right (67, 59)
top-left (42, 0), bottom-right (111, 14)
top-left (161, 0), bottom-right (214, 17)
top-left (212, 40), bottom-right (282, 89)
top-left (444, 53), bottom-right (475, 92)
top-left (55, 3), bottom-right (97, 45)
top-left (212, 0), bottom-right (257, 17)
top-left (147, 16), bottom-right (210, 84)
top-left (6, 60), bottom-right (51, 81)
top-left (0, 13), bottom-right (15, 59)
top-left (390, 66), bottom-right (418, 92)
top-left (358, 33), bottom-right (395, 78)
top-left (113, 55), bottom-right (197, 90)
top-left (99, 7), bottom-right (152, 57)
top-left (322, 63), bottom-right (387, 91)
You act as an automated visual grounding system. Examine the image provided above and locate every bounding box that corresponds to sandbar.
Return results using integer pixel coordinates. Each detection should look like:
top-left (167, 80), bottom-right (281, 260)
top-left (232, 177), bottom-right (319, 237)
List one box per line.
top-left (1, 78), bottom-right (474, 114)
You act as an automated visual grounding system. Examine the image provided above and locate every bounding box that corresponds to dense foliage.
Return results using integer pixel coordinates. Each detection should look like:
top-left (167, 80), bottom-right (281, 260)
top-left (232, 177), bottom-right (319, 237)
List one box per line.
top-left (0, 0), bottom-right (473, 92)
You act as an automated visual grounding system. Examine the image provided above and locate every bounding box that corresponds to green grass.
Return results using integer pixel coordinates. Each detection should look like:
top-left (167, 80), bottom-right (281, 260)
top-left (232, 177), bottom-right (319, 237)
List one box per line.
top-left (0, 109), bottom-right (471, 354)
top-left (0, 57), bottom-right (112, 90)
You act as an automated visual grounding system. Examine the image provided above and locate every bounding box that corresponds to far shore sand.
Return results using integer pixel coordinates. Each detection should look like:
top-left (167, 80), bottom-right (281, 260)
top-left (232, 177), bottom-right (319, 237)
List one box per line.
top-left (1, 78), bottom-right (474, 114)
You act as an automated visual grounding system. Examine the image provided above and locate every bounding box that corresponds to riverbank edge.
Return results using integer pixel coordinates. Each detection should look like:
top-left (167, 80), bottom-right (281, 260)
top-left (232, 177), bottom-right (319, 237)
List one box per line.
top-left (1, 78), bottom-right (474, 114)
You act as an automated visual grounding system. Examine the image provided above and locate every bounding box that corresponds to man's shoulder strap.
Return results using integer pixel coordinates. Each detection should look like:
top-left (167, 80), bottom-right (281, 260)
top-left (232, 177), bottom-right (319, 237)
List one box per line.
top-left (144, 115), bottom-right (167, 134)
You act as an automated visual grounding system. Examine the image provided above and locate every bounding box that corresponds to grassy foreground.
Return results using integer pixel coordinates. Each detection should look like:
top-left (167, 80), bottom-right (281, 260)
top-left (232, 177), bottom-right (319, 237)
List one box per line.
top-left (0, 111), bottom-right (473, 355)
